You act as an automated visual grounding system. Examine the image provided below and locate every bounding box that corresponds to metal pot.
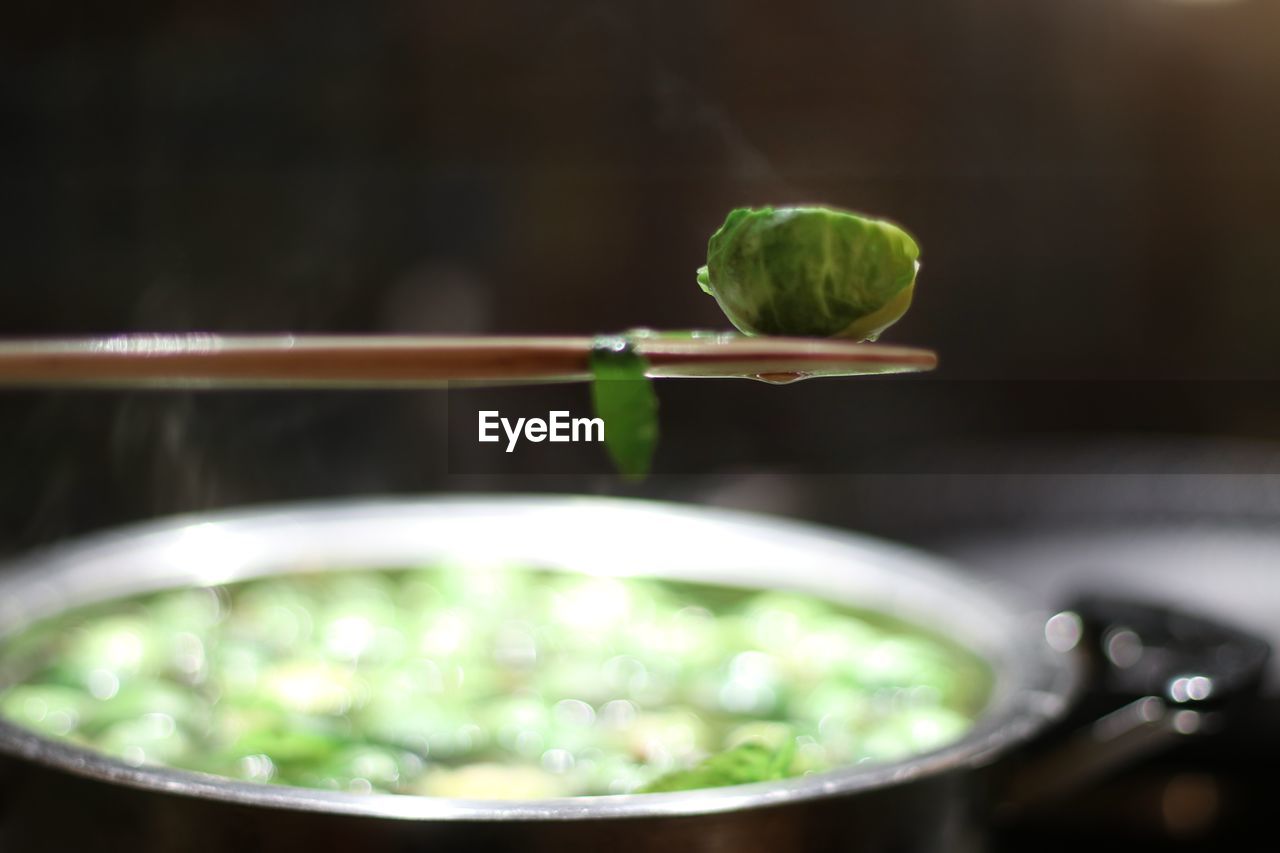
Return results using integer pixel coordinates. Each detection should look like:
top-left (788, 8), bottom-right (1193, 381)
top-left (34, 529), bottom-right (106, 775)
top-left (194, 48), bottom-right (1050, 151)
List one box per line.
top-left (0, 497), bottom-right (1265, 851)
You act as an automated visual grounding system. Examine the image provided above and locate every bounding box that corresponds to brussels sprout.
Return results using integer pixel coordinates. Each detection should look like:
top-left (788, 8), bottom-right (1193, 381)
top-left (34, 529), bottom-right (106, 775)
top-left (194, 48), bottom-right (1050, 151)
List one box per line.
top-left (96, 713), bottom-right (193, 767)
top-left (86, 681), bottom-right (209, 734)
top-left (357, 701), bottom-right (477, 758)
top-left (259, 659), bottom-right (356, 715)
top-left (571, 752), bottom-right (651, 795)
top-left (697, 206), bottom-right (920, 340)
top-left (292, 744), bottom-right (424, 794)
top-left (858, 707), bottom-right (970, 762)
top-left (0, 684), bottom-right (86, 738)
top-left (639, 737), bottom-right (795, 793)
top-left (61, 616), bottom-right (164, 686)
top-left (218, 709), bottom-right (348, 765)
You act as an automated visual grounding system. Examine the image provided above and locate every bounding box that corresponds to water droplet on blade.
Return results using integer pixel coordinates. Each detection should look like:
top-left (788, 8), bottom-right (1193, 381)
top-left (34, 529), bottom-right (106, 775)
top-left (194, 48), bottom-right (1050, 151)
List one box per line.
top-left (752, 372), bottom-right (809, 385)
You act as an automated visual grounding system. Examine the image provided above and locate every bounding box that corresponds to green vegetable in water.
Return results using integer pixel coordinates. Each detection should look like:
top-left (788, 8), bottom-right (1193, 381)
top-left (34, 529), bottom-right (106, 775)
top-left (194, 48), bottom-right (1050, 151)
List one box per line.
top-left (640, 736), bottom-right (795, 793)
top-left (697, 206), bottom-right (921, 340)
top-left (0, 567), bottom-right (989, 798)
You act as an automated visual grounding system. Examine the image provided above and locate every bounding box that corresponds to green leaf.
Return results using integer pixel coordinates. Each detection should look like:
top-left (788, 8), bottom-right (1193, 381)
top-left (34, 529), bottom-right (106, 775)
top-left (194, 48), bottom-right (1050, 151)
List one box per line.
top-left (639, 738), bottom-right (797, 794)
top-left (590, 335), bottom-right (659, 480)
top-left (697, 205), bottom-right (920, 340)
top-left (695, 265), bottom-right (713, 294)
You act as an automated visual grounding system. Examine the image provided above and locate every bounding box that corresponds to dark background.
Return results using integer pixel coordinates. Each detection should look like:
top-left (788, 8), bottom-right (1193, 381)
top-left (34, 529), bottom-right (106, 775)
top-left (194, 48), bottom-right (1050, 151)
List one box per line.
top-left (2, 0), bottom-right (1279, 542)
top-left (4, 4), bottom-right (1280, 848)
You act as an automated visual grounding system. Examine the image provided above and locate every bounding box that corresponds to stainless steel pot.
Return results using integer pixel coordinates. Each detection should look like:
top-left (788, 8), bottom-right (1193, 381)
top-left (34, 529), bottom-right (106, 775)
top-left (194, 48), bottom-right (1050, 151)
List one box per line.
top-left (0, 497), bottom-right (1260, 852)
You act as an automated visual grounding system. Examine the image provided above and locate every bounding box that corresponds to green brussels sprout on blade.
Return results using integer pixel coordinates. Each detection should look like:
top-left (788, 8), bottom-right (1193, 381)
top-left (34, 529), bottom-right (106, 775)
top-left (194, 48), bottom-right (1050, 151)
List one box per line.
top-left (697, 206), bottom-right (920, 340)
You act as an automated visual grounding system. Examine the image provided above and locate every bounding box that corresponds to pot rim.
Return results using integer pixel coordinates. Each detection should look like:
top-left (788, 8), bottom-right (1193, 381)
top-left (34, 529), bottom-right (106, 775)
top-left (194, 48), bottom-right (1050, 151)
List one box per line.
top-left (0, 495), bottom-right (1079, 821)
